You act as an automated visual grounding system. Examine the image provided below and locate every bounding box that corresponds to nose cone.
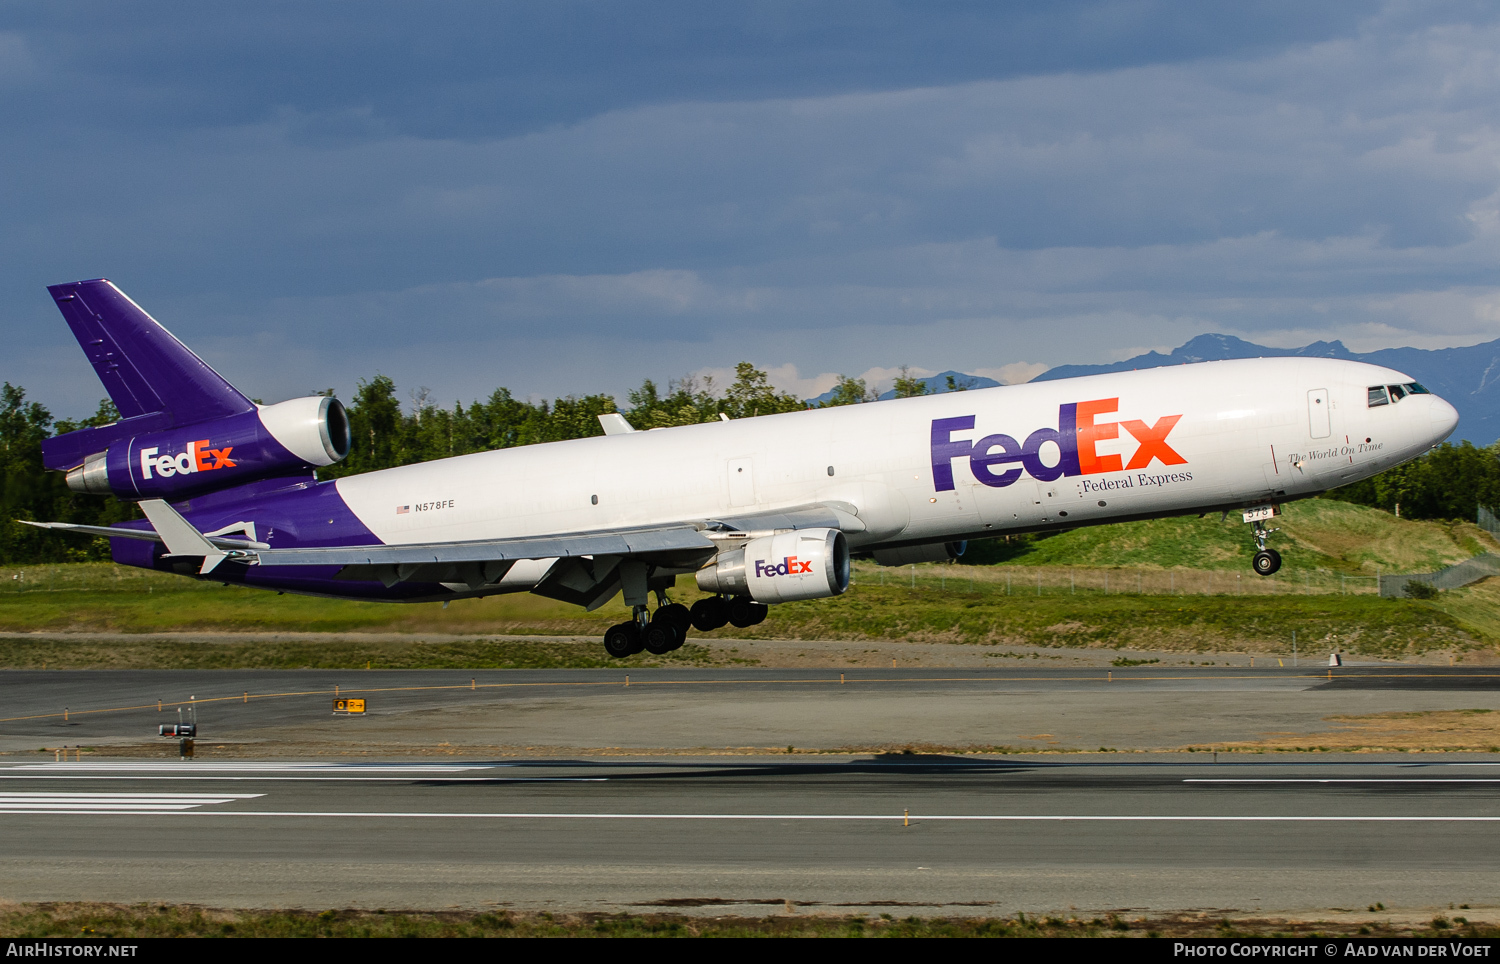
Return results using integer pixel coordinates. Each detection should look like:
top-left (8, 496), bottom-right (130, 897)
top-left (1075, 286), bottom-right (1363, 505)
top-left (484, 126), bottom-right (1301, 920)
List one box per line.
top-left (1429, 395), bottom-right (1459, 444)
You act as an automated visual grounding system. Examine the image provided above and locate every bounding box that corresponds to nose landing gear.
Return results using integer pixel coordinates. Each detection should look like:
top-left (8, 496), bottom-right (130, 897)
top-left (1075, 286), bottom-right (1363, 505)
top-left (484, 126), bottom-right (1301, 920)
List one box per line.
top-left (1250, 521), bottom-right (1282, 576)
top-left (1241, 504), bottom-right (1284, 576)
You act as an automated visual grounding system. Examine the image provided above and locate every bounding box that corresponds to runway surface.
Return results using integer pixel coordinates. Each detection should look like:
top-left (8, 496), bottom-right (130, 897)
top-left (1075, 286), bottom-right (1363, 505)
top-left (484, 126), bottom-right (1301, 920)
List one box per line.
top-left (5, 667), bottom-right (1500, 914)
top-left (4, 665), bottom-right (1499, 755)
top-left (1, 755), bottom-right (1499, 915)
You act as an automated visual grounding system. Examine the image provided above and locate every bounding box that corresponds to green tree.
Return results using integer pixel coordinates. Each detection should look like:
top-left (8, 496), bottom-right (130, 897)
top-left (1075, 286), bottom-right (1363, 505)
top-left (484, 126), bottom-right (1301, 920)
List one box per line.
top-left (334, 375), bottom-right (403, 475)
top-left (627, 375), bottom-right (722, 428)
top-left (892, 366), bottom-right (932, 398)
top-left (721, 362), bottom-right (805, 418)
top-left (1324, 441), bottom-right (1500, 521)
top-left (818, 375), bottom-right (875, 407)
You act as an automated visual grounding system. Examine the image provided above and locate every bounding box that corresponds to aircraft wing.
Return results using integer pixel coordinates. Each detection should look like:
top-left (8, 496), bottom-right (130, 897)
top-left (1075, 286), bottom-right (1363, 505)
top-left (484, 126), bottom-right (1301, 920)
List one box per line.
top-left (26, 500), bottom-right (862, 603)
top-left (252, 523), bottom-right (717, 568)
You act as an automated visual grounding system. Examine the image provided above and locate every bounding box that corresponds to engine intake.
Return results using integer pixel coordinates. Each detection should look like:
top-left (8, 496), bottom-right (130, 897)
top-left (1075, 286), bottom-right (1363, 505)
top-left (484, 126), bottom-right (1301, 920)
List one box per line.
top-left (696, 527), bottom-right (850, 603)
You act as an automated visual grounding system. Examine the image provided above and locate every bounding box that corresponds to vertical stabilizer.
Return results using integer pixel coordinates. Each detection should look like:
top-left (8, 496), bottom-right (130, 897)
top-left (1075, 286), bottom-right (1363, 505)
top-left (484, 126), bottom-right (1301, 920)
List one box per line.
top-left (47, 280), bottom-right (255, 423)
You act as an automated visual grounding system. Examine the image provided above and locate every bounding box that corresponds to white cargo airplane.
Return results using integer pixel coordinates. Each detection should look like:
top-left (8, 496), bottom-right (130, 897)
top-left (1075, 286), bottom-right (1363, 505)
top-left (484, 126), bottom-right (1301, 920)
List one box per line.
top-left (29, 280), bottom-right (1459, 659)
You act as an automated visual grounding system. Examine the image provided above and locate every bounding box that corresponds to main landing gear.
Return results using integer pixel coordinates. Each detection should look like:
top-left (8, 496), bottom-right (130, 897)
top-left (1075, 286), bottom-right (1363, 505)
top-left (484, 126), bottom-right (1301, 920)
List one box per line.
top-left (603, 592), bottom-right (767, 659)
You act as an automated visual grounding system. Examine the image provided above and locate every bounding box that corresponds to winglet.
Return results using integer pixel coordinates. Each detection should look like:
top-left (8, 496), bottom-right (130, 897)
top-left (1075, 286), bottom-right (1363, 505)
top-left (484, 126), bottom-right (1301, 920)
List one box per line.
top-left (138, 500), bottom-right (229, 574)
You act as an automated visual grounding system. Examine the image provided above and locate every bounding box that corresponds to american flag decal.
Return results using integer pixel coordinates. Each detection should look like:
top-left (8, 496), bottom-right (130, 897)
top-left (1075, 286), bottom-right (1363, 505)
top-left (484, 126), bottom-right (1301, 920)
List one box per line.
top-left (396, 505), bottom-right (409, 515)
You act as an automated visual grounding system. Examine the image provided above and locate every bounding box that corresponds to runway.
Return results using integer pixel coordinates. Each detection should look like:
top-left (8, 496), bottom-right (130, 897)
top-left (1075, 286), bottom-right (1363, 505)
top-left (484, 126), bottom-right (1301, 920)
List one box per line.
top-left (6, 665), bottom-right (1500, 755)
top-left (2, 755), bottom-right (1500, 915)
top-left (4, 667), bottom-right (1500, 915)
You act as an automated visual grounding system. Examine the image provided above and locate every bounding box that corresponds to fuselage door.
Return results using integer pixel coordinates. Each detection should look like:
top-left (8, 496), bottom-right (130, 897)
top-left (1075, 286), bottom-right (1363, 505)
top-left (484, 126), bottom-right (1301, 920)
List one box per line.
top-left (727, 457), bottom-right (756, 507)
top-left (1307, 389), bottom-right (1331, 439)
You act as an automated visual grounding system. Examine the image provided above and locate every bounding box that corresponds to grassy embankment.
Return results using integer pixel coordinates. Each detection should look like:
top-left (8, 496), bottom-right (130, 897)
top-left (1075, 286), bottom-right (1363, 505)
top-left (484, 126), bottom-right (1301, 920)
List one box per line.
top-left (1, 499), bottom-right (1496, 667)
top-left (0, 902), bottom-right (1488, 938)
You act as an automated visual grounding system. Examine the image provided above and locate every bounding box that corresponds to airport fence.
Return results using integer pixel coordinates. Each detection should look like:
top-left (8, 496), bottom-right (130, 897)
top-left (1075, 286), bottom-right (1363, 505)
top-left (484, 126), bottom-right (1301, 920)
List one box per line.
top-left (851, 561), bottom-right (1380, 597)
top-left (0, 560), bottom-right (1386, 598)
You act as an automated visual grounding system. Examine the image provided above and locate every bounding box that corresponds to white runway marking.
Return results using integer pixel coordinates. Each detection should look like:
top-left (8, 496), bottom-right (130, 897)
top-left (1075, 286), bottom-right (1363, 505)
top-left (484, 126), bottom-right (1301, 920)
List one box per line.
top-left (1185, 779), bottom-right (1500, 784)
top-left (0, 792), bottom-right (262, 813)
top-left (4, 809), bottom-right (1499, 822)
top-left (10, 762), bottom-right (498, 773)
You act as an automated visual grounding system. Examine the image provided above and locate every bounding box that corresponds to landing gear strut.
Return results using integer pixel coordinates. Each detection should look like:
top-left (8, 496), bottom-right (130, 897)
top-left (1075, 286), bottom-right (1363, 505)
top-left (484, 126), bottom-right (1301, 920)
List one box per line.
top-left (604, 595), bottom-right (692, 659)
top-left (1251, 521), bottom-right (1282, 576)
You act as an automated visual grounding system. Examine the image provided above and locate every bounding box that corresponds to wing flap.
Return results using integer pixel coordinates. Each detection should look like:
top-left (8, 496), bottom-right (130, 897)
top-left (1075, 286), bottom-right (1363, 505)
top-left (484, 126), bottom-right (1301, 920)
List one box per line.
top-left (249, 524), bottom-right (717, 567)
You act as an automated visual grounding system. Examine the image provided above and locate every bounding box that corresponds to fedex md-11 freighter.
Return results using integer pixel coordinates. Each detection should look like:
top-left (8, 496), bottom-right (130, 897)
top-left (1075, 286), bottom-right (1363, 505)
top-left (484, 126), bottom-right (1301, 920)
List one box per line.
top-left (27, 280), bottom-right (1459, 658)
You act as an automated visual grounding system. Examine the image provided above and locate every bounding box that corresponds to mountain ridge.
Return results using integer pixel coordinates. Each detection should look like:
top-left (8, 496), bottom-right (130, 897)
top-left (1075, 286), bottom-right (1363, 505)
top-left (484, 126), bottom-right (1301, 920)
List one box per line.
top-left (1031, 333), bottom-right (1500, 446)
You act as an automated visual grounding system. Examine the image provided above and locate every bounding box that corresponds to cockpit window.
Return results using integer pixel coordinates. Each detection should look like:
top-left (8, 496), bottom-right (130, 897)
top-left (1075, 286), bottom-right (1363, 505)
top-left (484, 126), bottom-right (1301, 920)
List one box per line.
top-left (1387, 384), bottom-right (1406, 402)
top-left (1404, 382), bottom-right (1430, 394)
top-left (1367, 386), bottom-right (1390, 407)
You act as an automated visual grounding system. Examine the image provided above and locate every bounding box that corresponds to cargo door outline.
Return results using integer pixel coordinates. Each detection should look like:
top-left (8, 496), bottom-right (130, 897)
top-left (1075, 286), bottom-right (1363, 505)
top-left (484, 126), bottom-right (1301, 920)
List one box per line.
top-left (1307, 389), bottom-right (1331, 439)
top-left (727, 457), bottom-right (756, 507)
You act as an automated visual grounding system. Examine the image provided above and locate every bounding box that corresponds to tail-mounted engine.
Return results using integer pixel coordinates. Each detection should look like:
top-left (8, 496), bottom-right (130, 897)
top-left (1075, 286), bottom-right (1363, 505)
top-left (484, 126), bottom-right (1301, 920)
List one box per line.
top-left (64, 395), bottom-right (351, 499)
top-left (695, 527), bottom-right (850, 603)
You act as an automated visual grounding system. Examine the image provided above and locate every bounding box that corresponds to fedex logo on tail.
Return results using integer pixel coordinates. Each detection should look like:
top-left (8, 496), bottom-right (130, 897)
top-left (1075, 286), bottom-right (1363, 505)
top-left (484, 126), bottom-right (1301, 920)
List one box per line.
top-left (138, 440), bottom-right (237, 480)
top-left (932, 398), bottom-right (1185, 491)
top-left (755, 556), bottom-right (814, 577)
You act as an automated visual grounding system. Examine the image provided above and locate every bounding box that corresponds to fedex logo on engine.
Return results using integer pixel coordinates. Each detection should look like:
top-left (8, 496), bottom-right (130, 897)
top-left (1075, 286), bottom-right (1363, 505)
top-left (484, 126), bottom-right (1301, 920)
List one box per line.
top-left (755, 556), bottom-right (814, 578)
top-left (931, 398), bottom-right (1185, 491)
top-left (138, 440), bottom-right (237, 480)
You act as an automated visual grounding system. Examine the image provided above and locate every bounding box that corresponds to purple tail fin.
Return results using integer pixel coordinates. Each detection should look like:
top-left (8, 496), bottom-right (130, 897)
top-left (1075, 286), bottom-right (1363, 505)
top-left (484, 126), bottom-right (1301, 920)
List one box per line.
top-left (42, 280), bottom-right (257, 471)
top-left (48, 279), bottom-right (254, 422)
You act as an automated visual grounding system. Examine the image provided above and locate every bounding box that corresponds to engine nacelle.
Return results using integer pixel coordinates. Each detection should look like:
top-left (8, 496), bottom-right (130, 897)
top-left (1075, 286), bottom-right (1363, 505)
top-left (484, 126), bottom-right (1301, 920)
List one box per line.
top-left (65, 395), bottom-right (351, 499)
top-left (871, 541), bottom-right (966, 566)
top-left (696, 527), bottom-right (850, 603)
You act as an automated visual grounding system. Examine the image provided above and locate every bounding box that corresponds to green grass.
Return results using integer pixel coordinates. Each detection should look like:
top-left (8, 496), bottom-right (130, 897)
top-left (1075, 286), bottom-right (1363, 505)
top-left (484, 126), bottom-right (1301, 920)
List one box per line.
top-left (3, 505), bottom-right (1497, 668)
top-left (749, 584), bottom-right (1477, 657)
top-left (0, 903), bottom-right (1488, 938)
top-left (0, 635), bottom-right (729, 670)
top-left (974, 498), bottom-right (1499, 573)
top-left (0, 568), bottom-right (1483, 666)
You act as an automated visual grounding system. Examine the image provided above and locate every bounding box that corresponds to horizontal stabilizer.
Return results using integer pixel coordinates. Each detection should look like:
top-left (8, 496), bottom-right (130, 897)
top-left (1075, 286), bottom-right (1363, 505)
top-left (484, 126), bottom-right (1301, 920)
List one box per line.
top-left (137, 500), bottom-right (232, 574)
top-left (19, 519), bottom-right (267, 550)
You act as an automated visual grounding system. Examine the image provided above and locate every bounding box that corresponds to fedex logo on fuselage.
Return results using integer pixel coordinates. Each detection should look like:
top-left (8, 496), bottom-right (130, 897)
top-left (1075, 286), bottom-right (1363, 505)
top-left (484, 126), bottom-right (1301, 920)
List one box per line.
top-left (755, 556), bottom-right (814, 578)
top-left (931, 398), bottom-right (1185, 491)
top-left (138, 440), bottom-right (237, 480)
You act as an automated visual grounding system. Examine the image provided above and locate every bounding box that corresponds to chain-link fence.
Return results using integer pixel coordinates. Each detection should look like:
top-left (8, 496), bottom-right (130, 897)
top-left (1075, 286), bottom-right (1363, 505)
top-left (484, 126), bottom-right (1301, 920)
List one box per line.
top-left (1379, 553), bottom-right (1500, 598)
top-left (855, 562), bottom-right (1379, 596)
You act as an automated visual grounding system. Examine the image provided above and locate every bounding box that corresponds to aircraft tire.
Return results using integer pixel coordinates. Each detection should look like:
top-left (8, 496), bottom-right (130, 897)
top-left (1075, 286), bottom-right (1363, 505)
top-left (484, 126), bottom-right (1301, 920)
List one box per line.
top-left (728, 596), bottom-right (769, 628)
top-left (644, 620), bottom-right (681, 655)
top-left (689, 596), bottom-right (730, 631)
top-left (656, 602), bottom-right (692, 634)
top-left (603, 622), bottom-right (639, 659)
top-left (1252, 549), bottom-right (1282, 576)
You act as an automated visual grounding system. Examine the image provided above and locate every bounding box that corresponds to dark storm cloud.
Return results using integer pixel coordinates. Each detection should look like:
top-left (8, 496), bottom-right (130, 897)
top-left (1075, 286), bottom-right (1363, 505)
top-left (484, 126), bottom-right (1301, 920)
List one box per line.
top-left (4, 1), bottom-right (1500, 414)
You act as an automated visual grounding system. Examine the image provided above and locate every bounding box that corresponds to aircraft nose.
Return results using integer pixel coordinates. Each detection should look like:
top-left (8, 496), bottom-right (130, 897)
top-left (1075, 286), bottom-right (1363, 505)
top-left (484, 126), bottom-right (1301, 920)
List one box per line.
top-left (1429, 395), bottom-right (1459, 443)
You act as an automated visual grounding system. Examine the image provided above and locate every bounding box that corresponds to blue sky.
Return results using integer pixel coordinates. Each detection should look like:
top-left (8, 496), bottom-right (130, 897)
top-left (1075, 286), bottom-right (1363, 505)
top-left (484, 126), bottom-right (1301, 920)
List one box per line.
top-left (5, 1), bottom-right (1500, 415)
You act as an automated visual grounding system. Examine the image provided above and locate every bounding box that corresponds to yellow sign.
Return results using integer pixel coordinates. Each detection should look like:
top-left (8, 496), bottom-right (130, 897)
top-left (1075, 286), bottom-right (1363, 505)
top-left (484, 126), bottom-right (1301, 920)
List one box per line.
top-left (333, 699), bottom-right (366, 714)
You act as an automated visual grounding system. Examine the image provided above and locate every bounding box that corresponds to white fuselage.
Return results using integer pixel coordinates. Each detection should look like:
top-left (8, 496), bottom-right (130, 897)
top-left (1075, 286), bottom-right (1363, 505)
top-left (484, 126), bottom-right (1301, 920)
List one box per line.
top-left (333, 358), bottom-right (1457, 565)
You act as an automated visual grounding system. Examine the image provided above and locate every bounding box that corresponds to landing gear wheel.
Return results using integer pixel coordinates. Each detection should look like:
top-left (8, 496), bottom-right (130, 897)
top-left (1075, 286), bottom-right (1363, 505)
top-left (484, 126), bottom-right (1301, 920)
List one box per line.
top-left (603, 622), bottom-right (640, 659)
top-left (689, 596), bottom-right (730, 632)
top-left (644, 620), bottom-right (682, 655)
top-left (728, 596), bottom-right (769, 628)
top-left (655, 603), bottom-right (692, 635)
top-left (1252, 549), bottom-right (1282, 576)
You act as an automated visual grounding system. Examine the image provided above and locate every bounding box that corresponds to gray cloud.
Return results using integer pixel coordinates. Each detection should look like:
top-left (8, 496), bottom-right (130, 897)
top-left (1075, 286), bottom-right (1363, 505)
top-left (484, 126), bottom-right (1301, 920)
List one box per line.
top-left (6, 2), bottom-right (1500, 418)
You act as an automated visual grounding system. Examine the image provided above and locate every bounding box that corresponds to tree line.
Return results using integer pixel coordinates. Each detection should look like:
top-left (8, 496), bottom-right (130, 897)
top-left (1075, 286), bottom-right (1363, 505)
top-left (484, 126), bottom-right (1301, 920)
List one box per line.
top-left (2, 366), bottom-right (1497, 563)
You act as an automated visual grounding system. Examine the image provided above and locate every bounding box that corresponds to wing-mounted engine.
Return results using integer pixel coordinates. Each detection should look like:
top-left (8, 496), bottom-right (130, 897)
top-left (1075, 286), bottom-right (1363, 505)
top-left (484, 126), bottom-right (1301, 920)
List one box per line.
top-left (695, 527), bottom-right (850, 603)
top-left (63, 395), bottom-right (351, 500)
